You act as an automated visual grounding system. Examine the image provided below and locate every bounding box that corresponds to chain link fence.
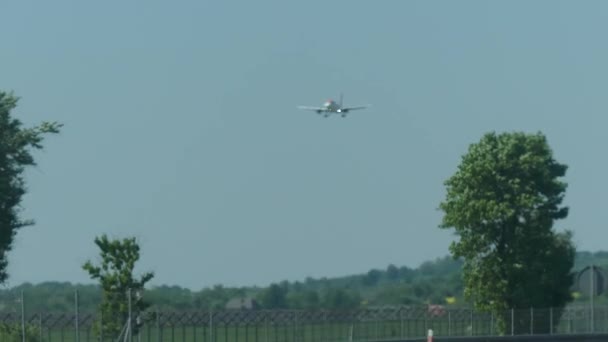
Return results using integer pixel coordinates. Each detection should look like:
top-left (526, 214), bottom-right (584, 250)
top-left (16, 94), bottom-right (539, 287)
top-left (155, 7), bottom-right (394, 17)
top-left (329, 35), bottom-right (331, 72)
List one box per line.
top-left (1, 290), bottom-right (606, 342)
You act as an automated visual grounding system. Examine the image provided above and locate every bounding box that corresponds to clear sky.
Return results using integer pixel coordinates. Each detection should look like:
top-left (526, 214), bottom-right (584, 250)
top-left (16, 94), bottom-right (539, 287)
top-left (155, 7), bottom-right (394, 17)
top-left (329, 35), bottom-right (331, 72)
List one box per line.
top-left (1, 1), bottom-right (607, 290)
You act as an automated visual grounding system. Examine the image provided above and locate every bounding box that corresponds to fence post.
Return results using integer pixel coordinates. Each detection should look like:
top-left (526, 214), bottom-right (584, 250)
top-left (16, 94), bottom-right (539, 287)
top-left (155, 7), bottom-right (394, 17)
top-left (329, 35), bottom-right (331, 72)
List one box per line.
top-left (591, 266), bottom-right (595, 334)
top-left (376, 310), bottom-right (379, 340)
top-left (209, 310), bottom-right (214, 342)
top-left (511, 308), bottom-right (514, 336)
top-left (400, 308), bottom-right (404, 339)
top-left (490, 312), bottom-right (494, 335)
top-left (602, 308), bottom-right (608, 333)
top-left (550, 307), bottom-right (553, 335)
top-left (20, 290), bottom-right (25, 342)
top-left (448, 310), bottom-right (451, 337)
top-left (156, 310), bottom-right (161, 342)
top-left (470, 309), bottom-right (473, 336)
top-left (566, 308), bottom-right (572, 334)
top-left (128, 288), bottom-right (133, 342)
top-left (530, 307), bottom-right (533, 335)
top-left (100, 307), bottom-right (104, 342)
top-left (265, 311), bottom-right (269, 342)
top-left (39, 313), bottom-right (43, 342)
top-left (75, 289), bottom-right (80, 342)
top-left (294, 310), bottom-right (298, 342)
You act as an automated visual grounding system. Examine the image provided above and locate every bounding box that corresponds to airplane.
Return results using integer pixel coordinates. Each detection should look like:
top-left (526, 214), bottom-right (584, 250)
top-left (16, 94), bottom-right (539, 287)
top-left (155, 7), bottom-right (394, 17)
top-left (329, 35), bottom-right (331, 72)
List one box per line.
top-left (297, 93), bottom-right (370, 118)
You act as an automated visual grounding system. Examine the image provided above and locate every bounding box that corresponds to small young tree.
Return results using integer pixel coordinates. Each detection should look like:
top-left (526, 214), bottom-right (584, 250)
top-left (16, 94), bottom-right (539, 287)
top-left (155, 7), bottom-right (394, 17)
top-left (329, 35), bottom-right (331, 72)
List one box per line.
top-left (83, 234), bottom-right (154, 339)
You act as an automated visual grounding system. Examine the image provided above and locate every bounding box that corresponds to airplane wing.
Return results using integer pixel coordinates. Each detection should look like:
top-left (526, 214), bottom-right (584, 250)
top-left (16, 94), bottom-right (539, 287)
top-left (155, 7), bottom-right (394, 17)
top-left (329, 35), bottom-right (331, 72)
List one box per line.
top-left (342, 105), bottom-right (370, 112)
top-left (297, 106), bottom-right (325, 111)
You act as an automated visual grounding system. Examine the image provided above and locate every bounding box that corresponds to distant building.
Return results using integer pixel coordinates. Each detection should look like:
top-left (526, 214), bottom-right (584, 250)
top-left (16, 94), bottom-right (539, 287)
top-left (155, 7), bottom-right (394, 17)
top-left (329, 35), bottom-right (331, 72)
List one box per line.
top-left (225, 297), bottom-right (260, 310)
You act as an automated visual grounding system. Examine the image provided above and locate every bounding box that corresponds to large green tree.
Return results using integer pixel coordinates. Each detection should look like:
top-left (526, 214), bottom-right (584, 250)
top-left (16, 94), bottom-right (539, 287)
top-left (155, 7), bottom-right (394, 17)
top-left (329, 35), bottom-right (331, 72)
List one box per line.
top-left (439, 131), bottom-right (575, 334)
top-left (0, 91), bottom-right (61, 283)
top-left (83, 234), bottom-right (154, 339)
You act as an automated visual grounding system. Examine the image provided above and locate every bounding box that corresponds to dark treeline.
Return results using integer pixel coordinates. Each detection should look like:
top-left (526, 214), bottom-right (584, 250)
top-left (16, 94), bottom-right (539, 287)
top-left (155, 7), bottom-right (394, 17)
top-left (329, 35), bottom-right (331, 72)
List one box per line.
top-left (2, 251), bottom-right (606, 314)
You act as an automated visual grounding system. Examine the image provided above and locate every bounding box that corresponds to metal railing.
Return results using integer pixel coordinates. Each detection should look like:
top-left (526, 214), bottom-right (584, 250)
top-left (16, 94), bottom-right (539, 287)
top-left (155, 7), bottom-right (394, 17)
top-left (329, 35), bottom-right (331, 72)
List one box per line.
top-left (1, 290), bottom-right (605, 342)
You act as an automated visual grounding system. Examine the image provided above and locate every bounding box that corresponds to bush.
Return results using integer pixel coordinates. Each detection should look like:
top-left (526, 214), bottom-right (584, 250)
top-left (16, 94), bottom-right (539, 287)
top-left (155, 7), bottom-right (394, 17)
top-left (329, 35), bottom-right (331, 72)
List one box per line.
top-left (0, 323), bottom-right (40, 342)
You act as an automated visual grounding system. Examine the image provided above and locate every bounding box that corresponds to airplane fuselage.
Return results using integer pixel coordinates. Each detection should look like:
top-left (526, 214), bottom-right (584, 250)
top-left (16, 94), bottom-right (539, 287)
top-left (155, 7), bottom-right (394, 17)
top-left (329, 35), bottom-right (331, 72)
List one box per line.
top-left (322, 100), bottom-right (343, 113)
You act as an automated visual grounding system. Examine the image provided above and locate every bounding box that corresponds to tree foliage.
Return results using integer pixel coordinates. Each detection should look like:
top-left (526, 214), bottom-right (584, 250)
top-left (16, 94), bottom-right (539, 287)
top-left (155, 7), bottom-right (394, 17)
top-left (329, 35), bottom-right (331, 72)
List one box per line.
top-left (362, 269), bottom-right (382, 286)
top-left (82, 234), bottom-right (154, 339)
top-left (0, 323), bottom-right (40, 342)
top-left (4, 249), bottom-right (605, 314)
top-left (322, 288), bottom-right (361, 309)
top-left (386, 264), bottom-right (399, 281)
top-left (439, 131), bottom-right (575, 334)
top-left (259, 283), bottom-right (288, 309)
top-left (0, 91), bottom-right (61, 284)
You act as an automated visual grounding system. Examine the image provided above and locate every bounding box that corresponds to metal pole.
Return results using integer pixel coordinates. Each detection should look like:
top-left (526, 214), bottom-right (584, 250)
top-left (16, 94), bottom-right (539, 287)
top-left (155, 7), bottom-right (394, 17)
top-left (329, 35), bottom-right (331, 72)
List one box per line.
top-left (128, 289), bottom-right (133, 342)
top-left (39, 313), bottom-right (43, 342)
top-left (591, 265), bottom-right (595, 333)
top-left (448, 310), bottom-right (451, 336)
top-left (400, 308), bottom-right (404, 338)
top-left (156, 310), bottom-right (161, 342)
top-left (530, 307), bottom-right (533, 335)
top-left (566, 309), bottom-right (572, 334)
top-left (20, 290), bottom-right (25, 342)
top-left (294, 310), bottom-right (299, 342)
top-left (470, 309), bottom-right (473, 336)
top-left (265, 311), bottom-right (269, 342)
top-left (549, 307), bottom-right (553, 335)
top-left (423, 310), bottom-right (427, 338)
top-left (511, 308), bottom-right (514, 336)
top-left (75, 289), bottom-right (80, 342)
top-left (209, 310), bottom-right (213, 342)
top-left (100, 307), bottom-right (104, 342)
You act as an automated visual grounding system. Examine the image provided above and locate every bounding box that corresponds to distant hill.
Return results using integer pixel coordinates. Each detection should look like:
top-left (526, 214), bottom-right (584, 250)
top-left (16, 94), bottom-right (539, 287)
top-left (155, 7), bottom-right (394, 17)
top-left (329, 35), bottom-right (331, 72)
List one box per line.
top-left (2, 251), bottom-right (607, 313)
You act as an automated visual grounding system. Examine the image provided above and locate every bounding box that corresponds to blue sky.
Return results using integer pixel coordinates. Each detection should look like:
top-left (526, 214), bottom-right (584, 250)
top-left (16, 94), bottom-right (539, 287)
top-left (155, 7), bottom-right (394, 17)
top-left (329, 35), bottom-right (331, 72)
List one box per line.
top-left (2, 1), bottom-right (607, 290)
